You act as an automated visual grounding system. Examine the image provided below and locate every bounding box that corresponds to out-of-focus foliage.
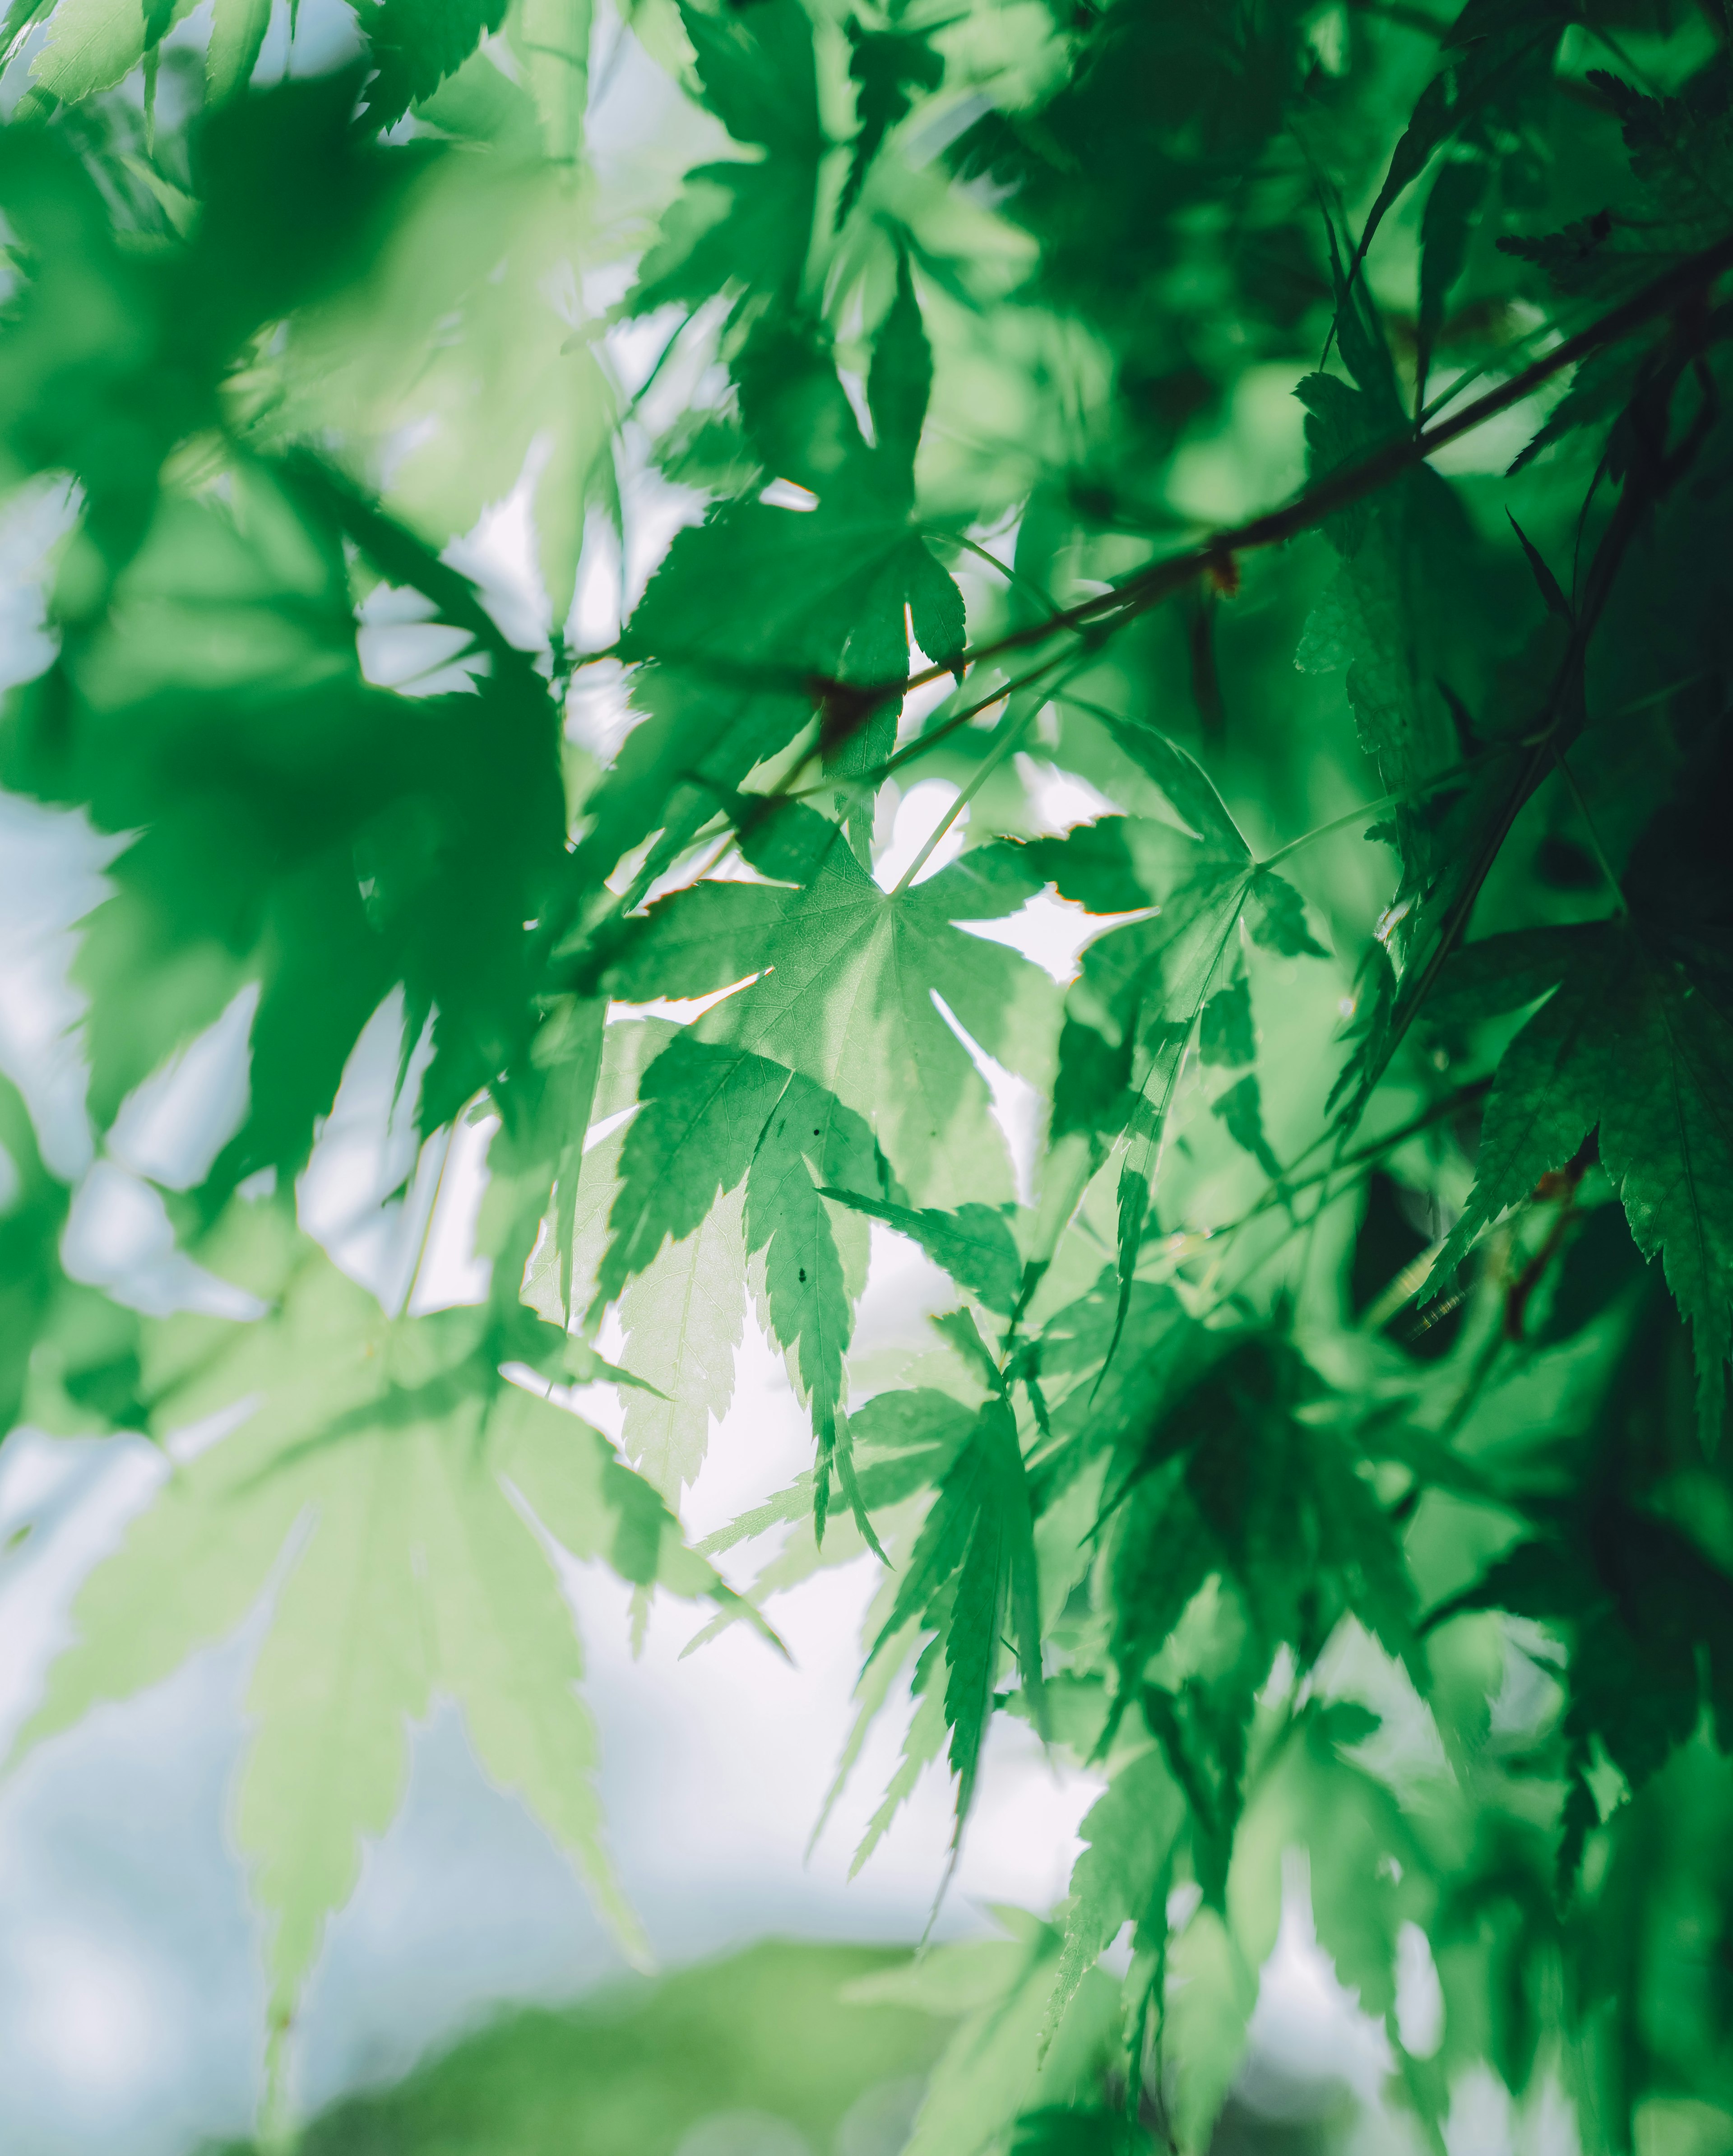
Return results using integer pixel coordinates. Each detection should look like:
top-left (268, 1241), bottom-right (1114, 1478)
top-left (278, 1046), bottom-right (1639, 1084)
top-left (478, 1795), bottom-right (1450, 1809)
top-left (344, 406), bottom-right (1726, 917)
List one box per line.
top-left (213, 1939), bottom-right (961, 2155)
top-left (3, 0), bottom-right (1733, 2151)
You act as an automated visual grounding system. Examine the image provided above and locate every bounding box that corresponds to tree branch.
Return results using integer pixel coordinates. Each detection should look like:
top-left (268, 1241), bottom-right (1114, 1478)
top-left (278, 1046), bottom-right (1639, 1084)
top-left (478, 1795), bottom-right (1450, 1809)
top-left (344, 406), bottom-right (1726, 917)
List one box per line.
top-left (846, 225), bottom-right (1733, 717)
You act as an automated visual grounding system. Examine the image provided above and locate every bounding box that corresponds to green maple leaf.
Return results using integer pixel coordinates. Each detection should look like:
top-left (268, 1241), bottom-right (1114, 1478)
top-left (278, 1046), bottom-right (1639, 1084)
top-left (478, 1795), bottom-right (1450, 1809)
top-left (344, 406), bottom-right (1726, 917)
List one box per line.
top-left (1443, 1512), bottom-right (1733, 1884)
top-left (616, 1181), bottom-right (749, 1501)
top-left (1045, 1744), bottom-right (1184, 2045)
top-left (1019, 724), bottom-right (1321, 1343)
top-left (0, 93), bottom-right (566, 1192)
top-left (1094, 1335), bottom-right (1418, 1899)
top-left (1502, 71), bottom-right (1733, 311)
top-left (627, 0), bottom-right (825, 315)
top-left (591, 1032), bottom-right (887, 1536)
top-left (206, 0), bottom-right (272, 100)
top-left (11, 1212), bottom-right (759, 2020)
top-left (1343, 0), bottom-right (1570, 309)
top-left (1430, 766), bottom-right (1733, 1432)
top-left (357, 0), bottom-right (508, 128)
top-left (1293, 365), bottom-right (1486, 844)
top-left (1432, 1278), bottom-right (1733, 1882)
top-left (836, 15), bottom-right (946, 227)
top-left (637, 266), bottom-right (950, 669)
top-left (575, 257), bottom-right (964, 899)
top-left (0, 454), bottom-right (567, 1193)
top-left (697, 1384), bottom-right (977, 1580)
top-left (596, 806), bottom-right (1056, 1219)
top-left (865, 1319), bottom-right (1043, 1854)
top-left (695, 822), bottom-right (1058, 1209)
top-left (0, 80), bottom-right (405, 580)
top-left (1117, 1336), bottom-right (1420, 1681)
top-left (819, 1188), bottom-right (1023, 1317)
top-left (600, 879), bottom-right (795, 1002)
top-left (1431, 920), bottom-right (1733, 1425)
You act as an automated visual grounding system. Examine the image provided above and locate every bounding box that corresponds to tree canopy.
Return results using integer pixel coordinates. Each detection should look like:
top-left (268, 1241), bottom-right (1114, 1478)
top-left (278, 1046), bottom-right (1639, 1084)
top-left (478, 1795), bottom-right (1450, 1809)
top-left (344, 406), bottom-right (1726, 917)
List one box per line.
top-left (4, 0), bottom-right (1733, 2148)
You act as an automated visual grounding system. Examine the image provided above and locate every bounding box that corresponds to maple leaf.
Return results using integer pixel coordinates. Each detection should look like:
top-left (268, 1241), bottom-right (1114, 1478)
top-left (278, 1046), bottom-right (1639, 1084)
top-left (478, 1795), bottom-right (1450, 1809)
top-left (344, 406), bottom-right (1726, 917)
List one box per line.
top-left (575, 255), bottom-right (964, 898)
top-left (1093, 1334), bottom-right (1419, 1897)
top-left (12, 1213), bottom-right (761, 2021)
top-left (207, 0), bottom-right (273, 100)
top-left (9, 9), bottom-right (1733, 2143)
top-left (357, 0), bottom-right (507, 129)
top-left (820, 1188), bottom-right (1023, 1317)
top-left (1429, 759), bottom-right (1733, 1433)
top-left (1018, 723), bottom-right (1322, 1340)
top-left (865, 1321), bottom-right (1043, 1855)
top-left (627, 0), bottom-right (825, 316)
top-left (598, 803), bottom-right (1059, 1212)
top-left (1432, 1285), bottom-right (1733, 1883)
top-left (1045, 1745), bottom-right (1184, 2044)
top-left (590, 1031), bottom-right (889, 1536)
top-left (836, 16), bottom-right (945, 227)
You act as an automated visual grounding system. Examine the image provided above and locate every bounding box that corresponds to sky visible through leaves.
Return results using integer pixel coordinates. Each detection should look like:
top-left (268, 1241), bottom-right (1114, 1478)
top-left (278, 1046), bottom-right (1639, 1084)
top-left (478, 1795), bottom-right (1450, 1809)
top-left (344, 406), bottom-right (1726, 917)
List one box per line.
top-left (3, 0), bottom-right (1733, 2151)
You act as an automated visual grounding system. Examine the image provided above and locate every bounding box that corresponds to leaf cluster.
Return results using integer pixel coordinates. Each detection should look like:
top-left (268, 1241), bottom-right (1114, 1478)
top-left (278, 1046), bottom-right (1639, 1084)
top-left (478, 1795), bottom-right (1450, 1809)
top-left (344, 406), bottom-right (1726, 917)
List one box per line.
top-left (5, 1), bottom-right (1733, 2150)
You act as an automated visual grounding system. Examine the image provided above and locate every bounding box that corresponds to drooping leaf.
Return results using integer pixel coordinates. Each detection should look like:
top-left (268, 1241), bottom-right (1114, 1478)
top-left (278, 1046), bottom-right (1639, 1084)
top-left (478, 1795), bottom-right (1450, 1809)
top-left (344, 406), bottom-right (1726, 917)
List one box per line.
top-left (592, 1033), bottom-right (887, 1533)
top-left (626, 0), bottom-right (825, 315)
top-left (0, 106), bottom-right (567, 1188)
top-left (1045, 1744), bottom-right (1184, 2042)
top-left (575, 265), bottom-right (964, 894)
top-left (14, 1218), bottom-right (756, 2017)
top-left (1429, 758), bottom-right (1733, 1433)
top-left (1435, 1288), bottom-right (1733, 1883)
top-left (836, 16), bottom-right (945, 227)
top-left (1091, 1335), bottom-right (1420, 1896)
top-left (357, 0), bottom-right (510, 130)
top-left (866, 1354), bottom-right (1043, 1849)
top-left (1021, 736), bottom-right (1322, 1334)
top-left (206, 0), bottom-right (271, 100)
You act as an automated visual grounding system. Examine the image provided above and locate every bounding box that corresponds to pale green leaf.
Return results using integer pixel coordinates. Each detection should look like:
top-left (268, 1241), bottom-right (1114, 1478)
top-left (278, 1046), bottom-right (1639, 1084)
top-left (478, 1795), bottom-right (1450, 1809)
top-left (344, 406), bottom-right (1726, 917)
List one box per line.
top-left (15, 1230), bottom-right (743, 2014)
top-left (206, 0), bottom-right (270, 100)
top-left (1046, 1746), bottom-right (1184, 2043)
top-left (618, 1180), bottom-right (747, 1500)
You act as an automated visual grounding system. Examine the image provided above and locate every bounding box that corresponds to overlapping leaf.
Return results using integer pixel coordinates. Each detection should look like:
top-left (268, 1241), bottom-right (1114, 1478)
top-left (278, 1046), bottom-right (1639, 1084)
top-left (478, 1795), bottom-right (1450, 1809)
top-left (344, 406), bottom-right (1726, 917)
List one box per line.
top-left (862, 1317), bottom-right (1043, 1852)
top-left (0, 85), bottom-right (566, 1190)
top-left (13, 1211), bottom-right (758, 2018)
top-left (577, 253), bottom-right (967, 897)
top-left (626, 0), bottom-right (824, 316)
top-left (1018, 725), bottom-right (1323, 1334)
top-left (5, 8), bottom-right (1733, 2147)
top-left (1428, 754), bottom-right (1733, 1433)
top-left (1091, 1336), bottom-right (1420, 1895)
top-left (590, 1030), bottom-right (890, 1531)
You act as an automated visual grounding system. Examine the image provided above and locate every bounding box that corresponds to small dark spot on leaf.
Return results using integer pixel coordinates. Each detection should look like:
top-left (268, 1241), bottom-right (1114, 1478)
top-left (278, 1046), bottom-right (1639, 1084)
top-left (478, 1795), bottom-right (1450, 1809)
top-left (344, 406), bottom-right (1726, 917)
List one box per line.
top-left (798, 1267), bottom-right (807, 1283)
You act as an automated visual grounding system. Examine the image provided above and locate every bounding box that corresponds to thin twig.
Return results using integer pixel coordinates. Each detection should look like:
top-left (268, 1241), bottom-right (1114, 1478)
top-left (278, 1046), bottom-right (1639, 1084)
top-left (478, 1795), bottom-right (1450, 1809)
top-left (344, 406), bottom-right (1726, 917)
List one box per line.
top-left (831, 228), bottom-right (1733, 721)
top-left (1549, 745), bottom-right (1630, 915)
